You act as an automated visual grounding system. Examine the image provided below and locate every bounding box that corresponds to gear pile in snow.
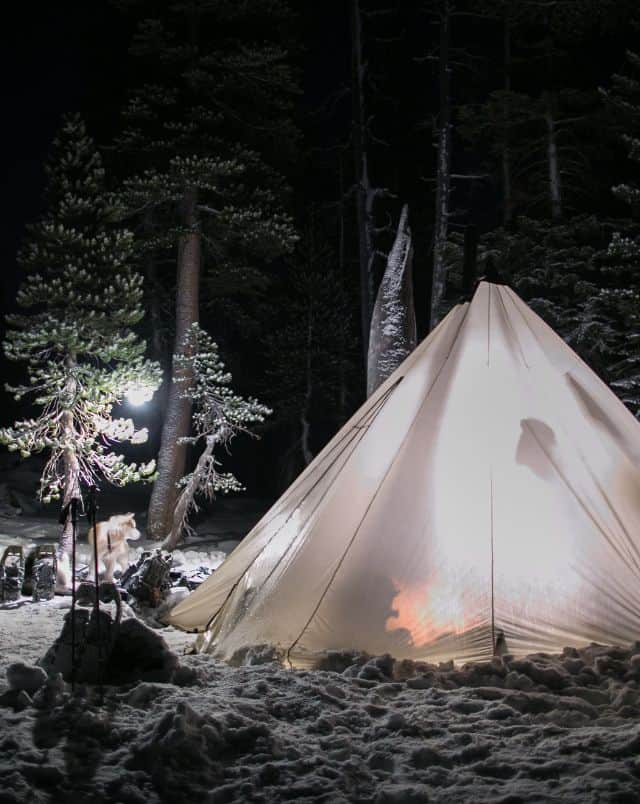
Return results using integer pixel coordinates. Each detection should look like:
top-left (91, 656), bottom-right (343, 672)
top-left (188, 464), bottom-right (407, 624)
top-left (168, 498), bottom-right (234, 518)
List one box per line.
top-left (120, 549), bottom-right (173, 607)
top-left (174, 564), bottom-right (213, 591)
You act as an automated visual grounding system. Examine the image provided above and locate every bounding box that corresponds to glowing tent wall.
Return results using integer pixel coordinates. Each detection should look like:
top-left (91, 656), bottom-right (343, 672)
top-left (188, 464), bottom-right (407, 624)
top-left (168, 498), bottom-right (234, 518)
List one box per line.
top-left (166, 283), bottom-right (640, 666)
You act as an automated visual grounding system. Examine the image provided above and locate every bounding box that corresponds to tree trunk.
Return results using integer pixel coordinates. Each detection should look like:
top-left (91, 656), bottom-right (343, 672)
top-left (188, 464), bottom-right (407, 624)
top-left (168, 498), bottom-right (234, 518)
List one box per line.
top-left (544, 92), bottom-right (563, 221)
top-left (502, 9), bottom-right (513, 226)
top-left (300, 308), bottom-right (314, 466)
top-left (543, 19), bottom-right (562, 221)
top-left (59, 431), bottom-right (81, 557)
top-left (429, 1), bottom-right (452, 331)
top-left (367, 204), bottom-right (416, 396)
top-left (337, 153), bottom-right (348, 421)
top-left (147, 187), bottom-right (200, 539)
top-left (57, 355), bottom-right (81, 588)
top-left (351, 0), bottom-right (375, 364)
top-left (162, 435), bottom-right (215, 551)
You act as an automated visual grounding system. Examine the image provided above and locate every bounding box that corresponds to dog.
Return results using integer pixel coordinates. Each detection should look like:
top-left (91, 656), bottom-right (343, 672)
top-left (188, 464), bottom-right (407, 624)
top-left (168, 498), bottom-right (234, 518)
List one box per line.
top-left (87, 513), bottom-right (141, 582)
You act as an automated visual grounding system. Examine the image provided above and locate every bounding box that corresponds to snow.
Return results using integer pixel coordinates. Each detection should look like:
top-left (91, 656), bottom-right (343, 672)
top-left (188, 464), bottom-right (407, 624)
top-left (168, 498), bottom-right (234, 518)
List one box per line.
top-left (2, 523), bottom-right (640, 801)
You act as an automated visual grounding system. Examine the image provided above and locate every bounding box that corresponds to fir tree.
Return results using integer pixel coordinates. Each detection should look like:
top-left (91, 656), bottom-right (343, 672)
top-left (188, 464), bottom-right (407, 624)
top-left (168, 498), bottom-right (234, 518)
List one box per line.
top-left (162, 323), bottom-right (271, 551)
top-left (113, 0), bottom-right (298, 539)
top-left (0, 115), bottom-right (161, 578)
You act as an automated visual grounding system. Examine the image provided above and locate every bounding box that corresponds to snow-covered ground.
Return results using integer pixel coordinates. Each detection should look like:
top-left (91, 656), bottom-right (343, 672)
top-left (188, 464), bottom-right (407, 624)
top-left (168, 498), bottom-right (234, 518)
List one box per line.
top-left (2, 520), bottom-right (640, 802)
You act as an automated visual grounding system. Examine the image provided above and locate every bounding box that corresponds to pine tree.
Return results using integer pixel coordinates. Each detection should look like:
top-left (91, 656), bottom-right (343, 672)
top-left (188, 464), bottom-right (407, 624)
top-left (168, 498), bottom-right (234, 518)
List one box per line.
top-left (114, 0), bottom-right (298, 539)
top-left (0, 115), bottom-right (161, 579)
top-left (162, 323), bottom-right (271, 551)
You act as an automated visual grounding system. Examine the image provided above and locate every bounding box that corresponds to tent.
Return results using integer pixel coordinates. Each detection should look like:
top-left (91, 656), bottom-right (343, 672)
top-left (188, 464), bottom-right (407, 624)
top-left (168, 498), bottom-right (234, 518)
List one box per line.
top-left (167, 281), bottom-right (640, 667)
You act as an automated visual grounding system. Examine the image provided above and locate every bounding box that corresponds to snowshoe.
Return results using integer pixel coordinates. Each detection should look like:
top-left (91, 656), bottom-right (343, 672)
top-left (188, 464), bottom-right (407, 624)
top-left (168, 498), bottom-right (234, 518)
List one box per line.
top-left (32, 545), bottom-right (57, 602)
top-left (0, 545), bottom-right (24, 602)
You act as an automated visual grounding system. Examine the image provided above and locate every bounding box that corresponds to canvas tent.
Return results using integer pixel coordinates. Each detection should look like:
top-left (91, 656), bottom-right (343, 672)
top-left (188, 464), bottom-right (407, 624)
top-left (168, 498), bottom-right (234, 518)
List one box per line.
top-left (167, 281), bottom-right (640, 667)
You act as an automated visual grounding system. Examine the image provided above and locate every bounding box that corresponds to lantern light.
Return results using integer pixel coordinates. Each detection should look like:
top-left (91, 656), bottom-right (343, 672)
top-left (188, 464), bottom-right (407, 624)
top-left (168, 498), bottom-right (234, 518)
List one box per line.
top-left (125, 382), bottom-right (155, 407)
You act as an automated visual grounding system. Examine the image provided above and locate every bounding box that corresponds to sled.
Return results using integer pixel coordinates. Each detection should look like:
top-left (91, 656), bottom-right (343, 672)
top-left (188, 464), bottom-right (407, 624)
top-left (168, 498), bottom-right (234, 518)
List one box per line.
top-left (0, 545), bottom-right (24, 602)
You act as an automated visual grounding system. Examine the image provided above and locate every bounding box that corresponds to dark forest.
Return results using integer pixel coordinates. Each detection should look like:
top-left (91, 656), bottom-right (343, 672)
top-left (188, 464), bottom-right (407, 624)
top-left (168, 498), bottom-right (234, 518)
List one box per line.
top-left (3, 0), bottom-right (640, 523)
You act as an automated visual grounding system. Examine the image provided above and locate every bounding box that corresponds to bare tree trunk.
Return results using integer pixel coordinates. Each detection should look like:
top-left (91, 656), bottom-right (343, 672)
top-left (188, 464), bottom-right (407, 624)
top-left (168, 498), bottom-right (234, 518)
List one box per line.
top-left (147, 187), bottom-right (200, 539)
top-left (543, 19), bottom-right (562, 221)
top-left (59, 434), bottom-right (81, 557)
top-left (351, 0), bottom-right (376, 363)
top-left (544, 92), bottom-right (563, 220)
top-left (337, 151), bottom-right (349, 422)
top-left (367, 204), bottom-right (416, 396)
top-left (162, 435), bottom-right (215, 551)
top-left (502, 9), bottom-right (513, 226)
top-left (429, 0), bottom-right (452, 330)
top-left (300, 310), bottom-right (314, 466)
top-left (57, 355), bottom-right (81, 588)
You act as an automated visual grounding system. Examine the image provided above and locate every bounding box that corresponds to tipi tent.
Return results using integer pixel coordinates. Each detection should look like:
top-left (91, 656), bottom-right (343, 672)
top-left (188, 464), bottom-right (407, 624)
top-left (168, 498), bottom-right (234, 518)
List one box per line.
top-left (167, 282), bottom-right (640, 667)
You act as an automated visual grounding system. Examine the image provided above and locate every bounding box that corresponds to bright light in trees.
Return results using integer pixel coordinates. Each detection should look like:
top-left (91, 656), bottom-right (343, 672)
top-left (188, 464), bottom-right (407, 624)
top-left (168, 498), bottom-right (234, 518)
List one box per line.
top-left (125, 382), bottom-right (155, 407)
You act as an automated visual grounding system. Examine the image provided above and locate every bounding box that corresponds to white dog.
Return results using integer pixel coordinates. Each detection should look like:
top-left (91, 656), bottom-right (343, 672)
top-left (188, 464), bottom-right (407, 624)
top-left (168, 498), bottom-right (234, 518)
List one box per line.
top-left (87, 513), bottom-right (141, 581)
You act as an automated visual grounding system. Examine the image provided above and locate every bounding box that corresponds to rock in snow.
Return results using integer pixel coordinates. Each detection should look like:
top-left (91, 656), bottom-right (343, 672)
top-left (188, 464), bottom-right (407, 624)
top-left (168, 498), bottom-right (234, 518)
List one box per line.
top-left (106, 619), bottom-right (181, 684)
top-left (6, 662), bottom-right (47, 695)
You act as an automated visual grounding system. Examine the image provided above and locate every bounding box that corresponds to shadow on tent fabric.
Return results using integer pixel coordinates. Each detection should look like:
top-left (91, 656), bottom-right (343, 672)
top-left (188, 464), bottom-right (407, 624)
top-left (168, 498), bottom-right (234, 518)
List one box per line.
top-left (515, 419), bottom-right (556, 480)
